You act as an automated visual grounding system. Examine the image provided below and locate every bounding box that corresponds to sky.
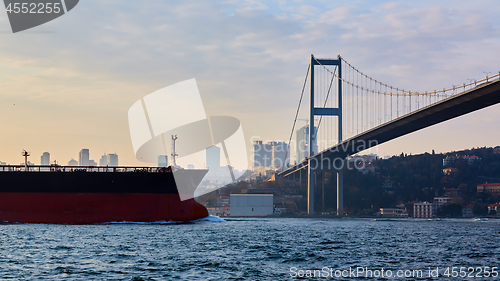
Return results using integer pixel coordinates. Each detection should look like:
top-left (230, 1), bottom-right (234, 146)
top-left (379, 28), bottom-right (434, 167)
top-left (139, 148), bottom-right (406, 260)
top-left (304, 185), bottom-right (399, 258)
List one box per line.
top-left (1, 0), bottom-right (500, 167)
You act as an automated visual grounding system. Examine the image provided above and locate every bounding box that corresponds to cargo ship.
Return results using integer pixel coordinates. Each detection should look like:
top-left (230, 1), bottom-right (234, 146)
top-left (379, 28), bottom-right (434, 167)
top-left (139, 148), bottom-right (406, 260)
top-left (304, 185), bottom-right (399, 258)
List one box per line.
top-left (0, 153), bottom-right (209, 224)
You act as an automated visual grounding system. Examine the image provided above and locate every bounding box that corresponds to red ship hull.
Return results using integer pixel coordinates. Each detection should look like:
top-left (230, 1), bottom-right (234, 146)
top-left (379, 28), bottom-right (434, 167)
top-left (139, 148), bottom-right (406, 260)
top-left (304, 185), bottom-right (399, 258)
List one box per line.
top-left (0, 192), bottom-right (208, 224)
top-left (0, 167), bottom-right (209, 224)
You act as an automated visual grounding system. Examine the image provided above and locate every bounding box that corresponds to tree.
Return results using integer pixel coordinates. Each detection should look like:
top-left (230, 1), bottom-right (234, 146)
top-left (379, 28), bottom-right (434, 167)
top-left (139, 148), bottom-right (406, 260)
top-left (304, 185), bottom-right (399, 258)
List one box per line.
top-left (437, 204), bottom-right (462, 217)
top-left (473, 204), bottom-right (488, 216)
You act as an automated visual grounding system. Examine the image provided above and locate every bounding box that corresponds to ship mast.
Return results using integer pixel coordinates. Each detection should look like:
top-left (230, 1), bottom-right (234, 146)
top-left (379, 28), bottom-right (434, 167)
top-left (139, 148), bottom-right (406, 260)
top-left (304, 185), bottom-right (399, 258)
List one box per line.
top-left (171, 135), bottom-right (178, 167)
top-left (22, 149), bottom-right (30, 171)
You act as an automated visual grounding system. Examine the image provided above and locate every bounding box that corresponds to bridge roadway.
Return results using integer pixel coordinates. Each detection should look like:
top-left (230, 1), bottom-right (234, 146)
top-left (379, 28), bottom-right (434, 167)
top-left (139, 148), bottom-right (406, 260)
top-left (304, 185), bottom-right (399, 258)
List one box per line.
top-left (279, 78), bottom-right (500, 177)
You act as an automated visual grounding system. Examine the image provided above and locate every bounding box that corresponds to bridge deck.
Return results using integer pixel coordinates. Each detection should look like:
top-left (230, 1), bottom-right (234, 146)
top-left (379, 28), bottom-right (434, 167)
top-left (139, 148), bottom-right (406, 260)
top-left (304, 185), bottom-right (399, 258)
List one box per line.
top-left (279, 78), bottom-right (500, 177)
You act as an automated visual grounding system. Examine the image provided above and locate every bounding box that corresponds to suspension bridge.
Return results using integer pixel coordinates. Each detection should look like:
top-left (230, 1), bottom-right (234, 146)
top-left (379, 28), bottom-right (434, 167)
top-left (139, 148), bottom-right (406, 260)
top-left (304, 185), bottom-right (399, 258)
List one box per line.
top-left (277, 55), bottom-right (500, 216)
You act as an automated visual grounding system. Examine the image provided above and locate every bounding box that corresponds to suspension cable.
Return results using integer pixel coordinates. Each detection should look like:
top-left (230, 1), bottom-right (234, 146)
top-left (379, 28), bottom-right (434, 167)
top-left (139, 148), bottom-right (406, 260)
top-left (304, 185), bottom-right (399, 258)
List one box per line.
top-left (313, 56), bottom-right (500, 97)
top-left (284, 64), bottom-right (310, 166)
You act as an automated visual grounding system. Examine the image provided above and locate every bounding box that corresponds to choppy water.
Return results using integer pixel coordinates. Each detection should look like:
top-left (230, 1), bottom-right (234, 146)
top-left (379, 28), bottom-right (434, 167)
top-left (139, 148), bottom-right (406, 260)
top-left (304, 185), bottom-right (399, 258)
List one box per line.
top-left (0, 217), bottom-right (498, 280)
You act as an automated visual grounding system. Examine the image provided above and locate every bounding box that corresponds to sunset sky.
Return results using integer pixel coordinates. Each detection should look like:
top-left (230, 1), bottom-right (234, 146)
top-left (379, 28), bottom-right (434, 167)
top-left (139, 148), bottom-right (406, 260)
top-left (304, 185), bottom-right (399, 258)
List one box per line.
top-left (1, 0), bottom-right (500, 167)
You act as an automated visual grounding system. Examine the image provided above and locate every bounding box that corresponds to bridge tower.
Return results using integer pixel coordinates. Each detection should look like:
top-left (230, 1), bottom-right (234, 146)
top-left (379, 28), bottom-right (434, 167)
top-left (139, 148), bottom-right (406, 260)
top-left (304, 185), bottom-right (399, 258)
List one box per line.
top-left (308, 55), bottom-right (343, 216)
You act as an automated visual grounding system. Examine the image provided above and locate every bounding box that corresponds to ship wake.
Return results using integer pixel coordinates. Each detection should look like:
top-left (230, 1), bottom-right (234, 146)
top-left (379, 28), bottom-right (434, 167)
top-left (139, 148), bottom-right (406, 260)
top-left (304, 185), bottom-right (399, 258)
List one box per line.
top-left (104, 215), bottom-right (226, 225)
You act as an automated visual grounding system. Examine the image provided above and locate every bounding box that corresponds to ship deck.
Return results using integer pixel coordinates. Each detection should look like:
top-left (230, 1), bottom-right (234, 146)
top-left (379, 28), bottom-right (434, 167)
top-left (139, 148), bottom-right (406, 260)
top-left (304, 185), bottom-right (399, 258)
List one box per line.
top-left (0, 165), bottom-right (172, 173)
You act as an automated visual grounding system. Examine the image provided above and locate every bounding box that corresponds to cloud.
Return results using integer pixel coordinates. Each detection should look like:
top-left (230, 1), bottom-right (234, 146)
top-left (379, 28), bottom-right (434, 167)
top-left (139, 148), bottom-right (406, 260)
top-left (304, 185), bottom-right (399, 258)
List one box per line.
top-left (318, 7), bottom-right (351, 24)
top-left (0, 0), bottom-right (499, 165)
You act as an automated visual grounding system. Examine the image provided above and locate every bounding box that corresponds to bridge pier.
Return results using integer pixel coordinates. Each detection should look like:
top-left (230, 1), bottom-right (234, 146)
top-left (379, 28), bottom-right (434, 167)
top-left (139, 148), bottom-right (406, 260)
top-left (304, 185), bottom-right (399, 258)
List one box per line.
top-left (307, 54), bottom-right (343, 215)
top-left (337, 166), bottom-right (343, 216)
top-left (307, 159), bottom-right (314, 214)
top-left (321, 172), bottom-right (325, 212)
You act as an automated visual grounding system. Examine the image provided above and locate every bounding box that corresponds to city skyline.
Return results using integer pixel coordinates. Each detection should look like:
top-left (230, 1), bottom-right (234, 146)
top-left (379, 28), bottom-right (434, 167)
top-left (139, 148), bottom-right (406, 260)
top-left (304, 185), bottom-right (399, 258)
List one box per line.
top-left (0, 1), bottom-right (500, 166)
top-left (253, 140), bottom-right (290, 170)
top-left (2, 149), bottom-right (122, 166)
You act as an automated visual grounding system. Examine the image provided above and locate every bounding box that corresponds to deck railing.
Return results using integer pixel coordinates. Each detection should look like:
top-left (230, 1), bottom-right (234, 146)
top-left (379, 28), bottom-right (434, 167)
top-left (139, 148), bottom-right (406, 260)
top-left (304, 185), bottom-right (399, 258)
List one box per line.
top-left (0, 165), bottom-right (171, 173)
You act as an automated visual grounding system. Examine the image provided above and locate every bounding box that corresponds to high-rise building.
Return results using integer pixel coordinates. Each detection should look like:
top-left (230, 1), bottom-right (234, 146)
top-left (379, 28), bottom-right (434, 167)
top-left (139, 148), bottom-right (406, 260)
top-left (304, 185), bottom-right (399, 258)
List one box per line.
top-left (253, 141), bottom-right (272, 169)
top-left (253, 141), bottom-right (263, 168)
top-left (89, 160), bottom-right (97, 167)
top-left (107, 153), bottom-right (118, 166)
top-left (296, 125), bottom-right (317, 163)
top-left (158, 155), bottom-right (168, 167)
top-left (40, 152), bottom-right (50, 166)
top-left (78, 149), bottom-right (90, 166)
top-left (206, 146), bottom-right (221, 171)
top-left (270, 141), bottom-right (290, 169)
top-left (99, 154), bottom-right (107, 166)
top-left (68, 158), bottom-right (78, 166)
top-left (187, 164), bottom-right (194, 169)
top-left (253, 141), bottom-right (289, 170)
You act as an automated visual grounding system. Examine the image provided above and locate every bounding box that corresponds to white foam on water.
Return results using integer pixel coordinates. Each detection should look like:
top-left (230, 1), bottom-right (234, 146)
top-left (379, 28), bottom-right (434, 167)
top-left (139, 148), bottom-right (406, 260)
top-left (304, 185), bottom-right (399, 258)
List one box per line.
top-left (105, 215), bottom-right (226, 225)
top-left (195, 215), bottom-right (226, 223)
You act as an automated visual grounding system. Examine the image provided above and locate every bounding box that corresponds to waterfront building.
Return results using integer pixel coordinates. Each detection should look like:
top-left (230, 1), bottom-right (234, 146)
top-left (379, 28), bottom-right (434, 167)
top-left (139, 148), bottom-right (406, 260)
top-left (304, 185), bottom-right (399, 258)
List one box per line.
top-left (207, 206), bottom-right (230, 217)
top-left (488, 203), bottom-right (500, 216)
top-left (230, 194), bottom-right (273, 217)
top-left (379, 208), bottom-right (408, 218)
top-left (432, 197), bottom-right (453, 214)
top-left (462, 205), bottom-right (474, 217)
top-left (434, 197), bottom-right (452, 206)
top-left (216, 196), bottom-right (230, 207)
top-left (414, 202), bottom-right (433, 218)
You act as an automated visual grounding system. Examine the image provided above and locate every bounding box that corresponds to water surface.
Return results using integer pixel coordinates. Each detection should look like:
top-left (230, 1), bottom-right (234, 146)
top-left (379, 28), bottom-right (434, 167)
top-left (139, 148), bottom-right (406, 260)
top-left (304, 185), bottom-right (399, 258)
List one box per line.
top-left (0, 217), bottom-right (498, 280)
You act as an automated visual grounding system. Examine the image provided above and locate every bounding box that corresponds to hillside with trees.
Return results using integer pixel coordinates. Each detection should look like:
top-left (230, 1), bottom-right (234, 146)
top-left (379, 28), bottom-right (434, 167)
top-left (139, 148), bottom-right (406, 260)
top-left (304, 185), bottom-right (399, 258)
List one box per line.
top-left (200, 146), bottom-right (500, 216)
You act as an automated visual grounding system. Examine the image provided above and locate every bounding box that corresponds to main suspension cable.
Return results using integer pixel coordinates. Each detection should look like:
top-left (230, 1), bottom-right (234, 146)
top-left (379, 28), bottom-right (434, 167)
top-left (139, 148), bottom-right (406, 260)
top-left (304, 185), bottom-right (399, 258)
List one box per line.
top-left (284, 64), bottom-right (310, 166)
